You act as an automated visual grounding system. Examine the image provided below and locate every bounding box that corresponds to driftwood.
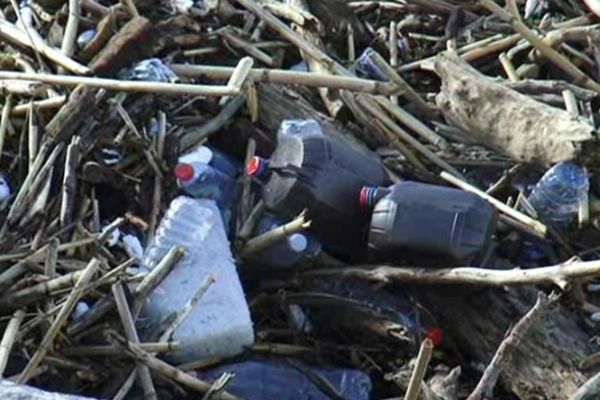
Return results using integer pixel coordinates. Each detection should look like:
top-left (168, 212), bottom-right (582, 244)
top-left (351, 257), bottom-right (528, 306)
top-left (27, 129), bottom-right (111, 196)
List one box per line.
top-left (414, 287), bottom-right (591, 399)
top-left (435, 53), bottom-right (597, 165)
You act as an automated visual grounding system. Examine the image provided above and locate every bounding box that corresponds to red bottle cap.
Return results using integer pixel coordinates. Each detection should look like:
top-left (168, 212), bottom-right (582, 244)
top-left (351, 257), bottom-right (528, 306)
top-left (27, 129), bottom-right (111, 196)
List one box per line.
top-left (175, 163), bottom-right (194, 182)
top-left (426, 327), bottom-right (444, 347)
top-left (246, 156), bottom-right (263, 177)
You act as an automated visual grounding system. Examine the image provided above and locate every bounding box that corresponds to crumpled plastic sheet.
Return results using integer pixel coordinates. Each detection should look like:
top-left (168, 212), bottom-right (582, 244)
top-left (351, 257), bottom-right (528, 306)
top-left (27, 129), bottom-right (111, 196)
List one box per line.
top-left (0, 380), bottom-right (96, 400)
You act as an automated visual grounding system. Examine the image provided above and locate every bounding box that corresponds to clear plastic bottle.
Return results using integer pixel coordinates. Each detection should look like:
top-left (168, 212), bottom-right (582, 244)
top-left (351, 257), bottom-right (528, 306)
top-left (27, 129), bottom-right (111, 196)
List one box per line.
top-left (137, 197), bottom-right (254, 363)
top-left (196, 360), bottom-right (372, 400)
top-left (527, 162), bottom-right (589, 227)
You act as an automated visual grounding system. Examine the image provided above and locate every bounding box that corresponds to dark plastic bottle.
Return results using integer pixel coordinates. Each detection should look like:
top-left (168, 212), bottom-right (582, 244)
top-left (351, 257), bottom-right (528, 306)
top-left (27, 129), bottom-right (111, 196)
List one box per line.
top-left (362, 181), bottom-right (497, 263)
top-left (196, 360), bottom-right (372, 400)
top-left (248, 119), bottom-right (390, 261)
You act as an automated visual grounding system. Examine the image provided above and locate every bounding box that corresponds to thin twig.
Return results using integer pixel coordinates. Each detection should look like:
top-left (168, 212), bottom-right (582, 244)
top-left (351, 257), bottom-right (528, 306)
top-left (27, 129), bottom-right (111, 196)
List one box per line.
top-left (241, 211), bottom-right (310, 256)
top-left (0, 309), bottom-right (25, 377)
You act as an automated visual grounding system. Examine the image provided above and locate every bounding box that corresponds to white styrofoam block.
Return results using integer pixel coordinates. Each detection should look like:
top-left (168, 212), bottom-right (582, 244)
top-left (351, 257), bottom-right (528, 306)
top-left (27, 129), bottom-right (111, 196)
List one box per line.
top-left (138, 197), bottom-right (254, 363)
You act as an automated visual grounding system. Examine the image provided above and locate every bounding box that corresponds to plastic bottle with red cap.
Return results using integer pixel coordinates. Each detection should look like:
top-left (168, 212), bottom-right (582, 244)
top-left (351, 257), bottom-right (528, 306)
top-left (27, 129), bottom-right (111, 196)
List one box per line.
top-left (247, 119), bottom-right (390, 261)
top-left (361, 181), bottom-right (497, 264)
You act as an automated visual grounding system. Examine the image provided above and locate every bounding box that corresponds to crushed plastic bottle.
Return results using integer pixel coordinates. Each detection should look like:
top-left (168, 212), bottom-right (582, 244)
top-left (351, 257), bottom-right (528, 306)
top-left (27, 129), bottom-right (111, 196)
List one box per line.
top-left (248, 119), bottom-right (390, 261)
top-left (527, 162), bottom-right (589, 228)
top-left (76, 29), bottom-right (96, 49)
top-left (251, 215), bottom-right (321, 269)
top-left (354, 47), bottom-right (388, 81)
top-left (196, 360), bottom-right (372, 400)
top-left (137, 197), bottom-right (254, 363)
top-left (119, 58), bottom-right (178, 83)
top-left (361, 181), bottom-right (497, 263)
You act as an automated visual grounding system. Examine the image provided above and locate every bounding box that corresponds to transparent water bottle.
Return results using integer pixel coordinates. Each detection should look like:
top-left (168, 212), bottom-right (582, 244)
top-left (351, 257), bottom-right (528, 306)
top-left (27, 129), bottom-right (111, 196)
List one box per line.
top-left (527, 162), bottom-right (589, 227)
top-left (137, 197), bottom-right (254, 363)
top-left (354, 47), bottom-right (388, 81)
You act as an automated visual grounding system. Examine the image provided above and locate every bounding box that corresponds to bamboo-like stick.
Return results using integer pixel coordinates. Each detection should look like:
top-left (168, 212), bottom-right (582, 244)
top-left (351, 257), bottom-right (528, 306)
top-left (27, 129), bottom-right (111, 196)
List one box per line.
top-left (18, 258), bottom-right (100, 383)
top-left (111, 335), bottom-right (241, 400)
top-left (220, 56), bottom-right (254, 106)
top-left (237, 138), bottom-right (257, 234)
top-left (499, 52), bottom-right (519, 81)
top-left (0, 70), bottom-right (239, 96)
top-left (134, 245), bottom-right (185, 304)
top-left (112, 368), bottom-right (137, 400)
top-left (222, 29), bottom-right (276, 66)
top-left (440, 171), bottom-right (548, 236)
top-left (357, 95), bottom-right (464, 179)
top-left (0, 309), bottom-right (25, 377)
top-left (27, 102), bottom-right (37, 170)
top-left (60, 0), bottom-right (80, 59)
top-left (44, 238), bottom-right (59, 279)
top-left (121, 0), bottom-right (139, 17)
top-left (63, 342), bottom-right (179, 356)
top-left (242, 211), bottom-right (310, 256)
top-left (480, 0), bottom-right (600, 93)
top-left (405, 338), bottom-right (434, 400)
top-left (0, 94), bottom-right (12, 167)
top-left (171, 64), bottom-right (399, 95)
top-left (12, 96), bottom-right (66, 116)
top-left (389, 21), bottom-right (398, 105)
top-left (0, 19), bottom-right (89, 75)
top-left (113, 282), bottom-right (157, 400)
top-left (237, 200), bottom-right (265, 243)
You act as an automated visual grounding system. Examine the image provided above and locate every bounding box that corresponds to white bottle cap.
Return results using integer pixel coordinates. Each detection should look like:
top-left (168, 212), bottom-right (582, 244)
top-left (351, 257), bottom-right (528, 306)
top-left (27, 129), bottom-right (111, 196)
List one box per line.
top-left (288, 233), bottom-right (308, 253)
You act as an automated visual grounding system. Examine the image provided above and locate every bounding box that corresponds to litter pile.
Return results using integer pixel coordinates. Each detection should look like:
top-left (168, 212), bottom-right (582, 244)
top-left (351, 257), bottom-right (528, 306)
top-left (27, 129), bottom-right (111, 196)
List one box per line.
top-left (2, 0), bottom-right (600, 399)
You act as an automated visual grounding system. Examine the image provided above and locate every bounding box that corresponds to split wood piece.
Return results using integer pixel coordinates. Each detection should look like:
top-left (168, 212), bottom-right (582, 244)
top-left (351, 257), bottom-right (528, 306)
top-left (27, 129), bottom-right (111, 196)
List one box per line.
top-left (17, 258), bottom-right (100, 383)
top-left (440, 171), bottom-right (547, 236)
top-left (405, 338), bottom-right (434, 400)
top-left (467, 292), bottom-right (556, 400)
top-left (0, 19), bottom-right (89, 75)
top-left (307, 257), bottom-right (600, 289)
top-left (480, 0), bottom-right (600, 93)
top-left (60, 136), bottom-right (80, 230)
top-left (221, 29), bottom-right (276, 67)
top-left (80, 9), bottom-right (117, 61)
top-left (414, 286), bottom-right (589, 399)
top-left (0, 71), bottom-right (239, 96)
top-left (220, 56), bottom-right (254, 106)
top-left (110, 335), bottom-right (241, 400)
top-left (241, 211), bottom-right (310, 257)
top-left (171, 64), bottom-right (400, 95)
top-left (113, 282), bottom-right (157, 400)
top-left (435, 53), bottom-right (596, 165)
top-left (45, 16), bottom-right (155, 144)
top-left (0, 309), bottom-right (25, 377)
top-left (63, 342), bottom-right (179, 357)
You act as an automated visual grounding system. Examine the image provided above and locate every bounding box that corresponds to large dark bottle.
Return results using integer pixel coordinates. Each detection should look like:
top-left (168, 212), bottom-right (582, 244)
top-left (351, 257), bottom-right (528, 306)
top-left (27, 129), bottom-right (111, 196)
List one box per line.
top-left (248, 119), bottom-right (390, 261)
top-left (361, 181), bottom-right (497, 264)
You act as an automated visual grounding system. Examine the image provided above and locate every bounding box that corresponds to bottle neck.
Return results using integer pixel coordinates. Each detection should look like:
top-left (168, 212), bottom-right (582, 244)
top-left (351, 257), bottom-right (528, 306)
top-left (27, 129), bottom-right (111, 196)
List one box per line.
top-left (360, 186), bottom-right (390, 208)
